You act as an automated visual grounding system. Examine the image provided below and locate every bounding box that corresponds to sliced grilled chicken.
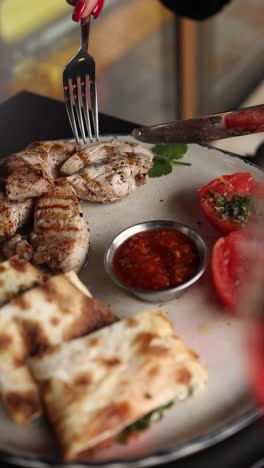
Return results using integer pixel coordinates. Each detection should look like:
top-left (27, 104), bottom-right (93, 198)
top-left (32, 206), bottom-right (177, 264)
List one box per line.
top-left (60, 139), bottom-right (153, 176)
top-left (66, 148), bottom-right (153, 203)
top-left (2, 235), bottom-right (33, 261)
top-left (0, 190), bottom-right (33, 237)
top-left (5, 150), bottom-right (53, 202)
top-left (31, 179), bottom-right (90, 273)
top-left (27, 140), bottom-right (80, 177)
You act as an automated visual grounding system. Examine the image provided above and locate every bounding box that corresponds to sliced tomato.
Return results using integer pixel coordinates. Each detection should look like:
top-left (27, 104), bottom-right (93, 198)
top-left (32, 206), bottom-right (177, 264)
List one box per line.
top-left (198, 172), bottom-right (263, 234)
top-left (211, 230), bottom-right (249, 313)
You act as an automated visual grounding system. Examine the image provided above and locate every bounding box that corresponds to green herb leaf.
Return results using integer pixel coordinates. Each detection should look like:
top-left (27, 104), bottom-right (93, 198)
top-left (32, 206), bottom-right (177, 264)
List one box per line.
top-left (148, 144), bottom-right (190, 178)
top-left (211, 192), bottom-right (259, 225)
top-left (153, 144), bottom-right (188, 160)
top-left (148, 157), bottom-right (172, 178)
top-left (117, 401), bottom-right (174, 444)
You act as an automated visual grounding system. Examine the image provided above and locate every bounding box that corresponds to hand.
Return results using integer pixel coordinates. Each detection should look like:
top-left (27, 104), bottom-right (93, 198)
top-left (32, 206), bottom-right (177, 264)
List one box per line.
top-left (66, 0), bottom-right (102, 21)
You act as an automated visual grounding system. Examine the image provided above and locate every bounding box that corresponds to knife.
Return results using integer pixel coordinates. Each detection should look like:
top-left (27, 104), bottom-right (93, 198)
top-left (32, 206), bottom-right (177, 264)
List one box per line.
top-left (132, 104), bottom-right (264, 144)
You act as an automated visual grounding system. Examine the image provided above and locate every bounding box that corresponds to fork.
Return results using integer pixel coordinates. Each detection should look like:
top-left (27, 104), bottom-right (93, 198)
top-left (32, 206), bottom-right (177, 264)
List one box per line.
top-left (63, 0), bottom-right (104, 144)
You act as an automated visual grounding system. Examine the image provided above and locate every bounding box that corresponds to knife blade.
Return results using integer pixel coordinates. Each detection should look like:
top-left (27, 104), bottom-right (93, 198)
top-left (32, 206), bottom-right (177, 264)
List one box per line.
top-left (132, 105), bottom-right (264, 144)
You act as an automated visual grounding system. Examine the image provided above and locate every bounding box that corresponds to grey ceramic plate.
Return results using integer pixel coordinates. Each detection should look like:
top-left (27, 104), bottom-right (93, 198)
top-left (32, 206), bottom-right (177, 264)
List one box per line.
top-left (0, 137), bottom-right (262, 468)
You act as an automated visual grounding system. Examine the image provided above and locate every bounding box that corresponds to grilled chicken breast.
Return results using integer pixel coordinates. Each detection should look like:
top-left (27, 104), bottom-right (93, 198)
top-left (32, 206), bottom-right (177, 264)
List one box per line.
top-left (2, 234), bottom-right (33, 261)
top-left (5, 150), bottom-right (53, 202)
top-left (0, 190), bottom-right (33, 237)
top-left (60, 139), bottom-right (153, 176)
top-left (31, 179), bottom-right (90, 273)
top-left (28, 140), bottom-right (80, 177)
top-left (66, 142), bottom-right (153, 204)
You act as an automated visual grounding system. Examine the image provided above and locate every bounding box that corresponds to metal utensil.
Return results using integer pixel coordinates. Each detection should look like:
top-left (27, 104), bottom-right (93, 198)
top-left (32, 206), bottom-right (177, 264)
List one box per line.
top-left (63, 0), bottom-right (104, 143)
top-left (132, 104), bottom-right (264, 144)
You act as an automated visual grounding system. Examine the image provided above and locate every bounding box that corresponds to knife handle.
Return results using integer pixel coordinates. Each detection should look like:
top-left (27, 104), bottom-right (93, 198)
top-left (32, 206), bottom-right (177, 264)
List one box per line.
top-left (225, 106), bottom-right (264, 133)
top-left (132, 104), bottom-right (264, 144)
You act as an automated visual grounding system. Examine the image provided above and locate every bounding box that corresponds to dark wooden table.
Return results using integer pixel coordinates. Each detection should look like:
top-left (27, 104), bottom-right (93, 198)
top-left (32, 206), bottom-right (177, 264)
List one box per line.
top-left (0, 91), bottom-right (263, 468)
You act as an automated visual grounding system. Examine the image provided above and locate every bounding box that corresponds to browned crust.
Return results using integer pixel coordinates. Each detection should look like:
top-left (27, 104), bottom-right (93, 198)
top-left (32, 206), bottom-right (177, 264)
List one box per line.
top-left (64, 401), bottom-right (132, 460)
top-left (99, 357), bottom-right (122, 367)
top-left (126, 318), bottom-right (139, 328)
top-left (12, 295), bottom-right (30, 311)
top-left (4, 390), bottom-right (42, 424)
top-left (14, 317), bottom-right (50, 357)
top-left (38, 279), bottom-right (74, 314)
top-left (0, 332), bottom-right (13, 351)
top-left (63, 296), bottom-right (117, 342)
top-left (175, 367), bottom-right (192, 385)
top-left (9, 256), bottom-right (29, 273)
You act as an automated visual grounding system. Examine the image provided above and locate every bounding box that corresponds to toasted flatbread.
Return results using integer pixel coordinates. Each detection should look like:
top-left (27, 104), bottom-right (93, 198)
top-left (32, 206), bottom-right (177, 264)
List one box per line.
top-left (29, 310), bottom-right (207, 460)
top-left (0, 256), bottom-right (45, 306)
top-left (0, 273), bottom-right (116, 424)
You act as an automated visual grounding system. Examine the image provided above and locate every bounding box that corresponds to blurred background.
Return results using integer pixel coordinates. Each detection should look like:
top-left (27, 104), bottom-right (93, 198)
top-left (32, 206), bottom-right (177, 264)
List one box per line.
top-left (0, 0), bottom-right (263, 154)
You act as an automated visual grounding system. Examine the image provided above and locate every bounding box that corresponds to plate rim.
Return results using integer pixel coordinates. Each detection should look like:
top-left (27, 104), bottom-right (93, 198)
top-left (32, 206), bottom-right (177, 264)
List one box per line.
top-left (0, 408), bottom-right (261, 468)
top-left (0, 138), bottom-right (262, 468)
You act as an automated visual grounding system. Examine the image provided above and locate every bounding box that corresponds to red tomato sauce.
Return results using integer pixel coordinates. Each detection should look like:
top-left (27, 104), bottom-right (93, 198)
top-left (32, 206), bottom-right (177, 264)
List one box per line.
top-left (113, 229), bottom-right (200, 291)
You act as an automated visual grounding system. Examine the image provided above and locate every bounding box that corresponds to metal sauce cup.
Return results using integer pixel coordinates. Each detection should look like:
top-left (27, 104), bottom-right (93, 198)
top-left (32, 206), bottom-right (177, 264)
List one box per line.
top-left (105, 220), bottom-right (208, 303)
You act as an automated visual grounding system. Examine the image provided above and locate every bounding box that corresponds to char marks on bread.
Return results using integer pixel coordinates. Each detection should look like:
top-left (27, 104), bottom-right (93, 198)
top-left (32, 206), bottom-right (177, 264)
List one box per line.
top-left (0, 265), bottom-right (116, 424)
top-left (29, 310), bottom-right (207, 459)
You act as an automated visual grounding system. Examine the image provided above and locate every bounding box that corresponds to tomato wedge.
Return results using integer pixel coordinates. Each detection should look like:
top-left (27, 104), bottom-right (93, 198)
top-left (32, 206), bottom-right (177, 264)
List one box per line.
top-left (211, 230), bottom-right (249, 313)
top-left (198, 172), bottom-right (263, 234)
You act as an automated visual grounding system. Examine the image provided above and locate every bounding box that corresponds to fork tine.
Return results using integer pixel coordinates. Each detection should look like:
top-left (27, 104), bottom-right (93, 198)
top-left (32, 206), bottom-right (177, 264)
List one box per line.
top-left (63, 78), bottom-right (80, 144)
top-left (90, 79), bottom-right (99, 141)
top-left (81, 74), bottom-right (93, 143)
top-left (73, 77), bottom-right (88, 144)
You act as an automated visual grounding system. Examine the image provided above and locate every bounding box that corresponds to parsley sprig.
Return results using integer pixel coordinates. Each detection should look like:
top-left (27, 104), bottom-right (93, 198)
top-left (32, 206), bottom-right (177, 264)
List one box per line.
top-left (117, 401), bottom-right (174, 444)
top-left (148, 144), bottom-right (190, 178)
top-left (212, 192), bottom-right (259, 225)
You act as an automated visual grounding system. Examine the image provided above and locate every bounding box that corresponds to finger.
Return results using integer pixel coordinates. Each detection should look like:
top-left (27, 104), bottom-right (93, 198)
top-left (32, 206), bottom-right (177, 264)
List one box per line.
top-left (72, 0), bottom-right (99, 21)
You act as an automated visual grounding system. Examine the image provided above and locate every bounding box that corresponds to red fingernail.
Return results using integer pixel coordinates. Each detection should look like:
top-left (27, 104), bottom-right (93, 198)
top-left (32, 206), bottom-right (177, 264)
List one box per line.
top-left (72, 0), bottom-right (86, 22)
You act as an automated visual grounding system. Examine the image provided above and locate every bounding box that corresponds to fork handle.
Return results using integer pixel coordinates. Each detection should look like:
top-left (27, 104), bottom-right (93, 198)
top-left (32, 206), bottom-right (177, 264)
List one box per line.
top-left (80, 16), bottom-right (91, 51)
top-left (80, 0), bottom-right (104, 51)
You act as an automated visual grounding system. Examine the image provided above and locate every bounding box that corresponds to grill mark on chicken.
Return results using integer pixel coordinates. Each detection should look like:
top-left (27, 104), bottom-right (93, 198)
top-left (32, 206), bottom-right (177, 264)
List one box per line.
top-left (36, 224), bottom-right (81, 233)
top-left (31, 179), bottom-right (90, 273)
top-left (67, 147), bottom-right (152, 203)
top-left (35, 204), bottom-right (73, 211)
top-left (64, 141), bottom-right (153, 204)
top-left (27, 140), bottom-right (81, 177)
top-left (60, 139), bottom-right (153, 177)
top-left (0, 191), bottom-right (33, 238)
top-left (5, 150), bottom-right (53, 202)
